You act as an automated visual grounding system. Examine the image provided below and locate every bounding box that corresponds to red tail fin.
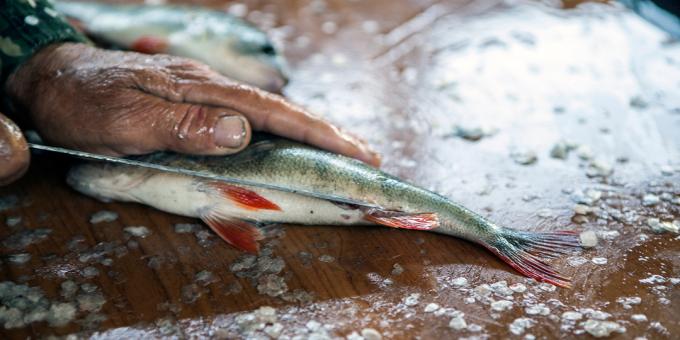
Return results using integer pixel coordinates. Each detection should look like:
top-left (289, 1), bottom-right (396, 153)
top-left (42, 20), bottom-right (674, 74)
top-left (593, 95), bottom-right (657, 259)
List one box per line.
top-left (483, 229), bottom-right (581, 288)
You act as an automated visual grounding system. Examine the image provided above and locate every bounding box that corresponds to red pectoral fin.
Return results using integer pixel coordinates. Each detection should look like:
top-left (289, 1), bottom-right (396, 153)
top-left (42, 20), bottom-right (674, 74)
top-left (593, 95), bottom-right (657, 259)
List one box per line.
top-left (131, 36), bottom-right (169, 54)
top-left (201, 213), bottom-right (264, 253)
top-left (207, 182), bottom-right (281, 211)
top-left (364, 210), bottom-right (439, 230)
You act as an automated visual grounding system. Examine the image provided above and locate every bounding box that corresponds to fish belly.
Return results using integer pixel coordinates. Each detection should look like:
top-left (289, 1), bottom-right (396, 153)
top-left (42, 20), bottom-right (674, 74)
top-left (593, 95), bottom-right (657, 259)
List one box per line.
top-left (128, 174), bottom-right (366, 226)
top-left (220, 187), bottom-right (367, 226)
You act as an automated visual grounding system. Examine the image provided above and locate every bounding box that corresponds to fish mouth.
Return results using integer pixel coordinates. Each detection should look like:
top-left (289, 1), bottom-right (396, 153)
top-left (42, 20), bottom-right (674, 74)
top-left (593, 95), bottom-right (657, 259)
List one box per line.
top-left (66, 164), bottom-right (99, 198)
top-left (243, 59), bottom-right (289, 93)
top-left (225, 64), bottom-right (288, 93)
top-left (66, 163), bottom-right (133, 202)
top-left (262, 72), bottom-right (288, 94)
top-left (225, 54), bottom-right (289, 93)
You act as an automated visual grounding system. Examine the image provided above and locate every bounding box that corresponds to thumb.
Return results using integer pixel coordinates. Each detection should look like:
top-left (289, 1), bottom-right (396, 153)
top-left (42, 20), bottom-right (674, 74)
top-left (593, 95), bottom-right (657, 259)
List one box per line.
top-left (154, 102), bottom-right (252, 155)
top-left (0, 113), bottom-right (30, 186)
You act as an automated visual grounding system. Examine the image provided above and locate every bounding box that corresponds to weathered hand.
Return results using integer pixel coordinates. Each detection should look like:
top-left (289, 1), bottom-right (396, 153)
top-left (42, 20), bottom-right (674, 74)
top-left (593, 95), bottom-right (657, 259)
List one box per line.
top-left (0, 113), bottom-right (29, 186)
top-left (5, 43), bottom-right (381, 165)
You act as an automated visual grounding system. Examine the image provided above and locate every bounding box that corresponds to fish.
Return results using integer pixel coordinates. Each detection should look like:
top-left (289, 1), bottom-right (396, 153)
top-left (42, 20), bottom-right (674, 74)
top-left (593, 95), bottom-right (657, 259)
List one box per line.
top-left (67, 134), bottom-right (582, 287)
top-left (55, 1), bottom-right (288, 92)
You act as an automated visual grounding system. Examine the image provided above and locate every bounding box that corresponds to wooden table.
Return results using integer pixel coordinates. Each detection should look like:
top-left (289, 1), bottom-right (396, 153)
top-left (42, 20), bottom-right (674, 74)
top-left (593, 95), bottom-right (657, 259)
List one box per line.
top-left (1, 0), bottom-right (679, 338)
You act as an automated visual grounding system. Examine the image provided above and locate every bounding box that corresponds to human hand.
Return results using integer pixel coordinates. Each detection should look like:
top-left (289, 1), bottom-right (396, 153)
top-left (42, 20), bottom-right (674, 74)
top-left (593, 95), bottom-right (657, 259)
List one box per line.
top-left (0, 113), bottom-right (29, 186)
top-left (5, 43), bottom-right (380, 165)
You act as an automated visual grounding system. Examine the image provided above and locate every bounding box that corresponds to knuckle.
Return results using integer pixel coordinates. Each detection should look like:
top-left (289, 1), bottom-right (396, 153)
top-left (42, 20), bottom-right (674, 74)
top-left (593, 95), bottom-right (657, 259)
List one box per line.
top-left (169, 105), bottom-right (212, 152)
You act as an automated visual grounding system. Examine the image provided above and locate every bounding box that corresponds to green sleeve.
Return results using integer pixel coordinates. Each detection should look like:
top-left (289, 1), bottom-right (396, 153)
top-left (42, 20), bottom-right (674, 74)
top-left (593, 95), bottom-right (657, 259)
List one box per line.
top-left (0, 0), bottom-right (88, 89)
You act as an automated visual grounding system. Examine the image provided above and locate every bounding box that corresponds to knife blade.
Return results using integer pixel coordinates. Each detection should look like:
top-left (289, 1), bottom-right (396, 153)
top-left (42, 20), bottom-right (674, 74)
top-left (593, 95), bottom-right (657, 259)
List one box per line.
top-left (28, 143), bottom-right (379, 208)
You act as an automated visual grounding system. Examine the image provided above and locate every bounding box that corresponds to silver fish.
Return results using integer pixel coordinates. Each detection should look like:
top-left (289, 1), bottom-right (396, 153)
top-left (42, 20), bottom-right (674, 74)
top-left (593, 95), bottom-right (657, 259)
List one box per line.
top-left (55, 1), bottom-right (288, 92)
top-left (67, 134), bottom-right (582, 287)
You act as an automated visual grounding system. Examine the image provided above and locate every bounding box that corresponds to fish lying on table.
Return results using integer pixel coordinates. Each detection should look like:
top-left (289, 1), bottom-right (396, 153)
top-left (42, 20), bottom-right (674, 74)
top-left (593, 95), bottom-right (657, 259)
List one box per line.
top-left (67, 134), bottom-right (582, 287)
top-left (55, 1), bottom-right (288, 92)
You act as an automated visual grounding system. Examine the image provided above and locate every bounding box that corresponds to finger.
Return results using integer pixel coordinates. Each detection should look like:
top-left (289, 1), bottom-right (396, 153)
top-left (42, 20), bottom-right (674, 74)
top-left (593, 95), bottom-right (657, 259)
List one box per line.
top-left (179, 82), bottom-right (382, 166)
top-left (148, 99), bottom-right (252, 156)
top-left (0, 113), bottom-right (30, 186)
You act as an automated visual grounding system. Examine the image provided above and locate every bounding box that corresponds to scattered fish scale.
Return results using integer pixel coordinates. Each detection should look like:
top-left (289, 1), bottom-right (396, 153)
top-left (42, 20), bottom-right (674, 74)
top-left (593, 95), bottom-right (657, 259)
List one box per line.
top-left (232, 306), bottom-right (278, 336)
top-left (449, 125), bottom-right (497, 141)
top-left (318, 254), bottom-right (335, 263)
top-left (60, 281), bottom-right (78, 300)
top-left (403, 293), bottom-right (420, 307)
top-left (509, 283), bottom-right (527, 293)
top-left (642, 194), bottom-right (660, 206)
top-left (567, 256), bottom-right (588, 267)
top-left (525, 303), bottom-right (550, 316)
top-left (581, 319), bottom-right (625, 337)
top-left (630, 314), bottom-right (647, 322)
top-left (6, 253), bottom-right (31, 265)
top-left (173, 223), bottom-right (200, 233)
top-left (361, 328), bottom-right (383, 340)
top-left (78, 242), bottom-right (119, 264)
top-left (257, 274), bottom-right (288, 297)
top-left (194, 270), bottom-right (218, 286)
top-left (451, 277), bottom-right (468, 287)
top-left (76, 292), bottom-right (106, 312)
top-left (561, 311), bottom-right (583, 321)
top-left (591, 257), bottom-right (607, 265)
top-left (228, 243), bottom-right (291, 298)
top-left (0, 281), bottom-right (87, 329)
top-left (180, 283), bottom-right (205, 304)
top-left (647, 218), bottom-right (679, 234)
top-left (490, 280), bottom-right (513, 296)
top-left (616, 296), bottom-right (641, 309)
top-left (89, 210), bottom-right (118, 224)
top-left (550, 141), bottom-right (577, 160)
top-left (490, 299), bottom-right (514, 312)
top-left (510, 317), bottom-right (535, 335)
top-left (230, 254), bottom-right (257, 272)
top-left (280, 289), bottom-right (314, 304)
top-left (536, 283), bottom-right (557, 292)
top-left (510, 150), bottom-right (538, 165)
top-left (391, 263), bottom-right (404, 276)
top-left (579, 231), bottom-right (598, 248)
top-left (1, 228), bottom-right (52, 249)
top-left (81, 266), bottom-right (99, 278)
top-left (467, 323), bottom-right (484, 332)
top-left (448, 314), bottom-right (467, 330)
top-left (586, 159), bottom-right (613, 178)
top-left (5, 216), bottom-right (22, 227)
top-left (639, 275), bottom-right (666, 285)
top-left (424, 303), bottom-right (440, 313)
top-left (124, 226), bottom-right (151, 238)
top-left (580, 309), bottom-right (611, 320)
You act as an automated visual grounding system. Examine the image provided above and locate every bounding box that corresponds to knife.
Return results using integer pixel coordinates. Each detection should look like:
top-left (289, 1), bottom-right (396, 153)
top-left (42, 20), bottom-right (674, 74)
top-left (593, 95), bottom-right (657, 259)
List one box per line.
top-left (28, 143), bottom-right (379, 208)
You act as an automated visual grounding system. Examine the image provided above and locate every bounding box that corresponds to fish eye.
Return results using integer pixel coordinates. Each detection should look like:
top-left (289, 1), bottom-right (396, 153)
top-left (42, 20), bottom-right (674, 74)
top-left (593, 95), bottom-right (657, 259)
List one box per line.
top-left (261, 44), bottom-right (276, 56)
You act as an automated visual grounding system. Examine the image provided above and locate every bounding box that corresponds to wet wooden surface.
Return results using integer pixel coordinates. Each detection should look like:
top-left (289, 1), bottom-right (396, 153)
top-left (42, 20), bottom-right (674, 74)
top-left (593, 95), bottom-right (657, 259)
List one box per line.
top-left (1, 0), bottom-right (679, 339)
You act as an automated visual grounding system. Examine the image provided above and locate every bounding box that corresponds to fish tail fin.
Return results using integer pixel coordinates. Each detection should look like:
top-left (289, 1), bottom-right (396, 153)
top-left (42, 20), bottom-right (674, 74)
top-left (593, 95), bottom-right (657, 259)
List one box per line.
top-left (482, 228), bottom-right (582, 288)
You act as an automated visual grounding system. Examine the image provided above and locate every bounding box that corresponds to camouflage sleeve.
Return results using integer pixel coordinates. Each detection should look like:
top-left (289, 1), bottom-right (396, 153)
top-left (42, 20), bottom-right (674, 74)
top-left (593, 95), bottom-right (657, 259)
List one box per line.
top-left (0, 0), bottom-right (88, 89)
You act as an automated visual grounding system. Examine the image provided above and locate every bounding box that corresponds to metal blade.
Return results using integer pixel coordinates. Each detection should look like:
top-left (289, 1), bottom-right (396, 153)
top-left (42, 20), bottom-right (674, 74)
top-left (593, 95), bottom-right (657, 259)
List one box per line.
top-left (28, 143), bottom-right (379, 208)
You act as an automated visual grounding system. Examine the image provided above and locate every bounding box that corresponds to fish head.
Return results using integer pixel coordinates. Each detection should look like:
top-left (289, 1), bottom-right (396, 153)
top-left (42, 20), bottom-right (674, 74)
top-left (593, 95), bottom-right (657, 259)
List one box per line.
top-left (67, 163), bottom-right (151, 202)
top-left (230, 37), bottom-right (289, 93)
top-left (181, 22), bottom-right (289, 93)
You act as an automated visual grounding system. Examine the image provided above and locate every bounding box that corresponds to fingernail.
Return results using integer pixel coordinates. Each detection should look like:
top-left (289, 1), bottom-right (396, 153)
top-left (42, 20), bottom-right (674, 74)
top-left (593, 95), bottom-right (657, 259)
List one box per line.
top-left (214, 116), bottom-right (246, 148)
